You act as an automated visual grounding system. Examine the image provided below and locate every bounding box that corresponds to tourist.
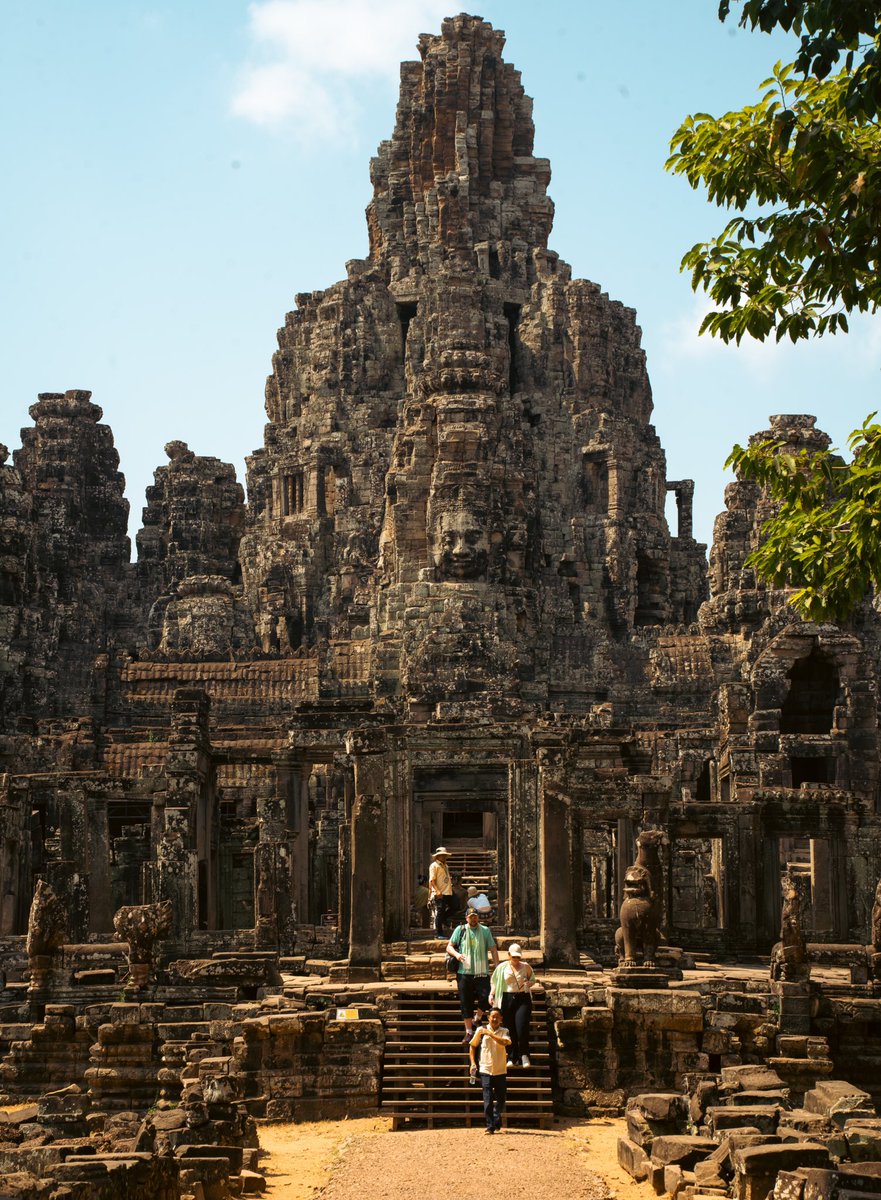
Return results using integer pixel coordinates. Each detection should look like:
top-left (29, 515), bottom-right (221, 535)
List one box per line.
top-left (414, 874), bottom-right (430, 928)
top-left (466, 884), bottom-right (492, 918)
top-left (428, 846), bottom-right (454, 939)
top-left (447, 907), bottom-right (499, 1042)
top-left (450, 872), bottom-right (470, 922)
top-left (489, 943), bottom-right (535, 1068)
top-left (469, 1007), bottom-right (511, 1134)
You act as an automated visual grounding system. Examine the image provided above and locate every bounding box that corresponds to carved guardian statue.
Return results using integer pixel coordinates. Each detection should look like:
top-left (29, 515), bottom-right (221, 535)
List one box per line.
top-left (615, 863), bottom-right (660, 967)
top-left (771, 869), bottom-right (809, 981)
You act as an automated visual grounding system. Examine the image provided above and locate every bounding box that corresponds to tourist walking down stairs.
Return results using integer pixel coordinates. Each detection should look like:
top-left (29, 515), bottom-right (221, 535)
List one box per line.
top-left (469, 1007), bottom-right (511, 1134)
top-left (490, 942), bottom-right (535, 1067)
top-left (446, 908), bottom-right (499, 1042)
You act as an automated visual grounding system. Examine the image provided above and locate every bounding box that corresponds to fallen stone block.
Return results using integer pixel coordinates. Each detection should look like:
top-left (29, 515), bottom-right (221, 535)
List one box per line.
top-left (708, 1106), bottom-right (780, 1136)
top-left (731, 1143), bottom-right (830, 1200)
top-left (843, 1121), bottom-right (881, 1162)
top-left (804, 1082), bottom-right (875, 1127)
top-left (240, 1170), bottom-right (267, 1194)
top-left (722, 1066), bottom-right (786, 1093)
top-left (651, 1135), bottom-right (718, 1169)
top-left (618, 1136), bottom-right (652, 1182)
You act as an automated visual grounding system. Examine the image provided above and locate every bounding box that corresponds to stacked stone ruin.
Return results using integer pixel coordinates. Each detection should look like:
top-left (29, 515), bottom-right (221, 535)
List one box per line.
top-left (2, 12), bottom-right (881, 1199)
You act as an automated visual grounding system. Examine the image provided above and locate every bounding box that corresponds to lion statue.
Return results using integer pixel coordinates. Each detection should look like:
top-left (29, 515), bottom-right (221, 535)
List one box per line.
top-left (615, 862), bottom-right (661, 967)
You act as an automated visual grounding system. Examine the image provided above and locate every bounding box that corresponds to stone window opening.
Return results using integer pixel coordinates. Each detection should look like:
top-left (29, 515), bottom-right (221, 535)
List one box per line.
top-left (780, 646), bottom-right (839, 734)
top-left (504, 302), bottom-right (521, 394)
top-left (790, 755), bottom-right (834, 788)
top-left (696, 758), bottom-right (713, 803)
top-left (319, 465), bottom-right (338, 516)
top-left (582, 452), bottom-right (609, 512)
top-left (396, 301), bottom-right (417, 357)
top-left (634, 552), bottom-right (667, 627)
top-left (280, 471), bottom-right (305, 517)
top-left (666, 480), bottom-right (695, 539)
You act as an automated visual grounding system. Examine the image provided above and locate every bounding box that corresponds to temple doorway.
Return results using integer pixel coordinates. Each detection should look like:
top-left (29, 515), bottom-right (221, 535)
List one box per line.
top-left (411, 764), bottom-right (508, 924)
top-left (762, 832), bottom-right (845, 945)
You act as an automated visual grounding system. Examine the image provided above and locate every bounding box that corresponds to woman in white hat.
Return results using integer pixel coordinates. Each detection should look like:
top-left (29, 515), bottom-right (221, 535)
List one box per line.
top-left (428, 847), bottom-right (454, 939)
top-left (489, 943), bottom-right (535, 1068)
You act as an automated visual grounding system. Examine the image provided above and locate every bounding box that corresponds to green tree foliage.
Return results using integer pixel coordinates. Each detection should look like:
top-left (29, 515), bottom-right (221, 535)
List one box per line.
top-left (669, 2), bottom-right (881, 621)
top-left (727, 415), bottom-right (881, 620)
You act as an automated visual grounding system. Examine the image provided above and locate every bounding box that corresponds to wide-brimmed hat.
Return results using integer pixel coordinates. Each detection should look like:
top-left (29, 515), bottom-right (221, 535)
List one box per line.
top-left (432, 846), bottom-right (450, 858)
top-left (508, 943), bottom-right (522, 956)
top-left (467, 886), bottom-right (478, 896)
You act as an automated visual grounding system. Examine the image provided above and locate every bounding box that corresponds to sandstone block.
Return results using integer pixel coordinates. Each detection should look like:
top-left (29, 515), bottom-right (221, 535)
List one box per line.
top-left (618, 1136), bottom-right (651, 1182)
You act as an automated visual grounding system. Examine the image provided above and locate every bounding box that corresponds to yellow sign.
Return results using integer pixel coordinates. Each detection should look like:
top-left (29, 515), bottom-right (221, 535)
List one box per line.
top-left (334, 1007), bottom-right (359, 1020)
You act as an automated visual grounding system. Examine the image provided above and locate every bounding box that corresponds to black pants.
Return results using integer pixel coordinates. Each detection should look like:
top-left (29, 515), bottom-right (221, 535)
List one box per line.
top-left (480, 1072), bottom-right (507, 1131)
top-left (432, 894), bottom-right (454, 936)
top-left (457, 972), bottom-right (490, 1020)
top-left (501, 993), bottom-right (532, 1061)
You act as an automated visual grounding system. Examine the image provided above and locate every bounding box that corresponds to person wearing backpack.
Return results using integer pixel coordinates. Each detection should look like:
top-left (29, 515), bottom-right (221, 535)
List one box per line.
top-left (446, 908), bottom-right (499, 1043)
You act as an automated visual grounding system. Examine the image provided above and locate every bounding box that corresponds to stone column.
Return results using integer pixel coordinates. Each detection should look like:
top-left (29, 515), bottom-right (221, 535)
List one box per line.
top-left (347, 727), bottom-right (392, 940)
top-left (162, 688), bottom-right (211, 942)
top-left (347, 793), bottom-right (384, 979)
top-left (539, 752), bottom-right (578, 967)
top-left (338, 818), bottom-right (351, 950)
top-left (810, 838), bottom-right (833, 934)
top-left (253, 839), bottom-right (293, 951)
top-left (154, 806), bottom-right (198, 948)
top-left (0, 777), bottom-right (28, 934)
top-left (87, 791), bottom-right (113, 935)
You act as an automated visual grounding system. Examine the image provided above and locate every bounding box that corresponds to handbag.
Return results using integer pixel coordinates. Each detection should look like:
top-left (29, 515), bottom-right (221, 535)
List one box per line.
top-left (445, 924), bottom-right (465, 976)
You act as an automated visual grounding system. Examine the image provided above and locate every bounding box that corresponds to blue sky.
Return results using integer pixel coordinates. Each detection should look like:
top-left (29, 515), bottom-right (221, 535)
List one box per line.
top-left (3, 0), bottom-right (880, 550)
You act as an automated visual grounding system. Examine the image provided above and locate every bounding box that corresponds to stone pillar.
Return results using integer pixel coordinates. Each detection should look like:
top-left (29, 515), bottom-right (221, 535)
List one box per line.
top-left (154, 806), bottom-right (198, 948)
top-left (253, 839), bottom-right (294, 951)
top-left (539, 753), bottom-right (578, 967)
top-left (510, 756), bottom-right (540, 931)
top-left (87, 792), bottom-right (113, 935)
top-left (810, 838), bottom-right (833, 934)
top-left (347, 728), bottom-right (393, 940)
top-left (0, 778), bottom-right (28, 934)
top-left (338, 818), bottom-right (351, 949)
top-left (282, 749), bottom-right (311, 921)
top-left (347, 793), bottom-right (384, 979)
top-left (163, 688), bottom-right (211, 941)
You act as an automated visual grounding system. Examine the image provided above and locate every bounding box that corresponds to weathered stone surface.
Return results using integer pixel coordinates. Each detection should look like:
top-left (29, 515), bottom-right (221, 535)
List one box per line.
top-left (651, 1135), bottom-right (717, 1168)
top-left (618, 1135), bottom-right (652, 1182)
top-left (804, 1081), bottom-right (876, 1126)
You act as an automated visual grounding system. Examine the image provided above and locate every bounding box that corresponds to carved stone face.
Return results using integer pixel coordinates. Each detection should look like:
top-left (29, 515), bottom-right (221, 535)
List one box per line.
top-left (435, 510), bottom-right (489, 580)
top-left (622, 864), bottom-right (652, 902)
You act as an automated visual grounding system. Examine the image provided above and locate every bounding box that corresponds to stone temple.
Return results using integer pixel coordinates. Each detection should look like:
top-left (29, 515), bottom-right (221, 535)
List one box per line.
top-left (2, 14), bottom-right (881, 1193)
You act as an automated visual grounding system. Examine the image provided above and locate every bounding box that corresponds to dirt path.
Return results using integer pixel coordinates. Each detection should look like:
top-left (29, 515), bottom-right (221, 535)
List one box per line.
top-left (258, 1116), bottom-right (645, 1200)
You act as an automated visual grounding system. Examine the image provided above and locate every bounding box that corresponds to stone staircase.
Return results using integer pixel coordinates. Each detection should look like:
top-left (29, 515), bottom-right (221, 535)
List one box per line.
top-left (380, 985), bottom-right (554, 1129)
top-left (446, 848), bottom-right (499, 914)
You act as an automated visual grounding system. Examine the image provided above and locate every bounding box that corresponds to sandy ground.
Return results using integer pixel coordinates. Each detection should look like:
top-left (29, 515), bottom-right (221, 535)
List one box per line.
top-left (257, 1115), bottom-right (645, 1200)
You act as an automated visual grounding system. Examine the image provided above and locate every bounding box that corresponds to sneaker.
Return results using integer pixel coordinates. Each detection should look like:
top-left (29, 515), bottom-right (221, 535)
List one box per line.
top-left (506, 1058), bottom-right (514, 1067)
top-left (521, 1055), bottom-right (530, 1068)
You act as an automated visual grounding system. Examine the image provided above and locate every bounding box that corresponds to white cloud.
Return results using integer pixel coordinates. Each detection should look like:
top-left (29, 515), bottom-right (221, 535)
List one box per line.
top-left (657, 290), bottom-right (881, 377)
top-left (232, 0), bottom-right (450, 136)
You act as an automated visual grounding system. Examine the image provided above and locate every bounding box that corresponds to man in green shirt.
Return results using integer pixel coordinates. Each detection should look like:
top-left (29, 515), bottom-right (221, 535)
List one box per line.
top-left (446, 908), bottom-right (499, 1042)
